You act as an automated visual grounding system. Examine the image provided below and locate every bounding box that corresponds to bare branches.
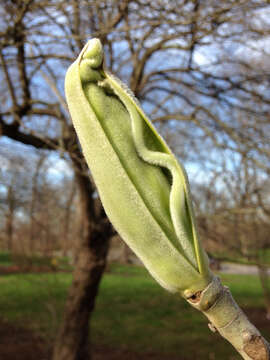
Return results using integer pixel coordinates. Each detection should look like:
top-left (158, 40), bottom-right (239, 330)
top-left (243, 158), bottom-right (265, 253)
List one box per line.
top-left (0, 115), bottom-right (58, 150)
top-left (0, 50), bottom-right (18, 112)
top-left (0, 0), bottom-right (269, 181)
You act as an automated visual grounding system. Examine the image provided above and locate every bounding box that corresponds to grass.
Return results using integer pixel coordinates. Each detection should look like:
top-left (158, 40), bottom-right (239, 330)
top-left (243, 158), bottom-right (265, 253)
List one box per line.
top-left (0, 264), bottom-right (269, 360)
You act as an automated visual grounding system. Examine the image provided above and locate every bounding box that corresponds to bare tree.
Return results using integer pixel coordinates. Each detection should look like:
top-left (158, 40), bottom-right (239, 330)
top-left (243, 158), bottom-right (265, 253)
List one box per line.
top-left (0, 1), bottom-right (270, 359)
top-left (28, 152), bottom-right (47, 254)
top-left (193, 151), bottom-right (270, 318)
top-left (0, 149), bottom-right (31, 253)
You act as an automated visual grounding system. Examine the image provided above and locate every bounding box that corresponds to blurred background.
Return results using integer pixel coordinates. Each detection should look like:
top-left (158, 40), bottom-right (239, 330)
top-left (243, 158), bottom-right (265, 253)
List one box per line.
top-left (0, 1), bottom-right (269, 360)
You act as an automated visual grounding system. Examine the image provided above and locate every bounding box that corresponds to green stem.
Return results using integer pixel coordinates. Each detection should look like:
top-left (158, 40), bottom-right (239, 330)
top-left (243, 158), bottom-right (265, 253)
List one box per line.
top-left (187, 276), bottom-right (270, 360)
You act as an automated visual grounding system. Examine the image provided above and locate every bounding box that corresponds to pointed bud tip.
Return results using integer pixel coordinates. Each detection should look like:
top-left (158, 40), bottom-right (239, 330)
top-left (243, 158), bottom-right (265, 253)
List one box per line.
top-left (82, 38), bottom-right (103, 69)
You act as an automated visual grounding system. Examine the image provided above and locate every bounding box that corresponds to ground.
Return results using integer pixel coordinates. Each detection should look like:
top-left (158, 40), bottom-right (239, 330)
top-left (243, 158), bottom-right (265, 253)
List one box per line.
top-left (0, 262), bottom-right (269, 360)
top-left (0, 318), bottom-right (182, 360)
top-left (0, 308), bottom-right (269, 360)
top-left (0, 318), bottom-right (48, 360)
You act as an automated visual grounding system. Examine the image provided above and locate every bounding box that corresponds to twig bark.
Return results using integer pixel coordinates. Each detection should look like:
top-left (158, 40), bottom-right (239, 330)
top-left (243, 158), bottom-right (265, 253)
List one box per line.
top-left (187, 276), bottom-right (270, 360)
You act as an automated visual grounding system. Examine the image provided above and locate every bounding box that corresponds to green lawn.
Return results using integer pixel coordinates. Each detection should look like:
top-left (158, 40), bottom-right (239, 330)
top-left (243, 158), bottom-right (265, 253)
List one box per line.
top-left (0, 264), bottom-right (269, 360)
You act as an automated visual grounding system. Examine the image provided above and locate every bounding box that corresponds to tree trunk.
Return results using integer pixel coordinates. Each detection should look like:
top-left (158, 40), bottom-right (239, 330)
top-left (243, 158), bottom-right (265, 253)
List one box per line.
top-left (52, 156), bottom-right (113, 360)
top-left (6, 186), bottom-right (14, 252)
top-left (62, 179), bottom-right (76, 257)
top-left (29, 154), bottom-right (46, 254)
top-left (52, 224), bottom-right (111, 360)
top-left (6, 210), bottom-right (14, 252)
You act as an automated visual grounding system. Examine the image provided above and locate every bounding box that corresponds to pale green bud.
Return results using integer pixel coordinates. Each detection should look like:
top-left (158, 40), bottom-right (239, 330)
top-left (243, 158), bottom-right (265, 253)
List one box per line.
top-left (65, 38), bottom-right (212, 296)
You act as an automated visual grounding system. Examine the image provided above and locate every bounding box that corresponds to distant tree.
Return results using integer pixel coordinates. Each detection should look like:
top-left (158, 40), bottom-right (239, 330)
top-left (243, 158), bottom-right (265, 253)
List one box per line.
top-left (0, 150), bottom-right (31, 252)
top-left (194, 152), bottom-right (270, 318)
top-left (1, 1), bottom-right (270, 359)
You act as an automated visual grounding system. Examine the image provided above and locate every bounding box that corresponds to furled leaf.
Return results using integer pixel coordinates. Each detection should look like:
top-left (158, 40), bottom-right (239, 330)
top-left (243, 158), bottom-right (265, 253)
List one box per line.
top-left (65, 39), bottom-right (212, 296)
